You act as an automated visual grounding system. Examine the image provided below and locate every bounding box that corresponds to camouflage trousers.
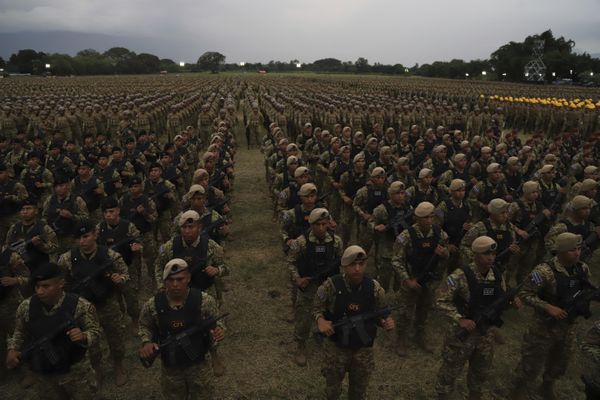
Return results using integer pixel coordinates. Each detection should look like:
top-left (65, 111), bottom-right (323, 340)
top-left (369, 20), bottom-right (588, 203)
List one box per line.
top-left (89, 296), bottom-right (125, 366)
top-left (506, 238), bottom-right (542, 287)
top-left (155, 213), bottom-right (173, 244)
top-left (356, 221), bottom-right (373, 254)
top-left (340, 203), bottom-right (356, 248)
top-left (374, 256), bottom-right (395, 293)
top-left (0, 214), bottom-right (18, 246)
top-left (513, 318), bottom-right (575, 392)
top-left (57, 236), bottom-right (75, 258)
top-left (140, 231), bottom-right (157, 280)
top-left (294, 282), bottom-right (318, 344)
top-left (29, 358), bottom-right (97, 400)
top-left (329, 191), bottom-right (342, 226)
top-left (435, 330), bottom-right (494, 396)
top-left (395, 280), bottom-right (441, 338)
top-left (321, 341), bottom-right (374, 400)
top-left (161, 360), bottom-right (214, 400)
top-left (121, 256), bottom-right (142, 321)
top-left (0, 295), bottom-right (21, 380)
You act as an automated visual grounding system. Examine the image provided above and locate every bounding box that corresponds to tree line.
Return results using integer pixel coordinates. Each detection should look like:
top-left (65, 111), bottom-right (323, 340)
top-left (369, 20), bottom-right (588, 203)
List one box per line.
top-left (1, 30), bottom-right (598, 83)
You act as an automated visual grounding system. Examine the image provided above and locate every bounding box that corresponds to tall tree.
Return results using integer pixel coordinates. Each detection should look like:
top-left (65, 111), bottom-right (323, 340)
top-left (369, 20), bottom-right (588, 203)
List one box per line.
top-left (196, 51), bottom-right (226, 73)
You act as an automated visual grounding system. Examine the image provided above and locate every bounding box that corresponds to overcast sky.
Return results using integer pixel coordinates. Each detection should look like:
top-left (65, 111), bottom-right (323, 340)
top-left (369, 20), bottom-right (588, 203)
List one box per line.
top-left (1, 0), bottom-right (599, 65)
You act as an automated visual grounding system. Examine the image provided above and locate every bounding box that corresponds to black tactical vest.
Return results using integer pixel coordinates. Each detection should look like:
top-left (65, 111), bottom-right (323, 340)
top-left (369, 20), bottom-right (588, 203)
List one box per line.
top-left (46, 195), bottom-right (77, 236)
top-left (456, 265), bottom-right (504, 325)
top-left (25, 293), bottom-right (86, 373)
top-left (540, 260), bottom-right (587, 311)
top-left (540, 181), bottom-right (560, 209)
top-left (0, 179), bottom-right (21, 216)
top-left (98, 220), bottom-right (133, 265)
top-left (366, 186), bottom-right (388, 213)
top-left (288, 205), bottom-right (311, 240)
top-left (411, 185), bottom-right (438, 207)
top-left (72, 176), bottom-right (102, 212)
top-left (478, 181), bottom-right (507, 205)
top-left (286, 182), bottom-right (300, 210)
top-left (383, 202), bottom-right (412, 239)
top-left (154, 289), bottom-right (209, 368)
top-left (95, 167), bottom-right (118, 196)
top-left (22, 168), bottom-right (45, 202)
top-left (296, 233), bottom-right (339, 283)
top-left (70, 246), bottom-right (114, 305)
top-left (0, 250), bottom-right (15, 299)
top-left (483, 220), bottom-right (512, 264)
top-left (443, 200), bottom-right (470, 245)
top-left (332, 159), bottom-right (350, 183)
top-left (562, 219), bottom-right (593, 240)
top-left (327, 275), bottom-right (377, 349)
top-left (407, 225), bottom-right (441, 275)
top-left (344, 170), bottom-right (366, 199)
top-left (145, 180), bottom-right (171, 214)
top-left (172, 235), bottom-right (212, 290)
top-left (120, 194), bottom-right (152, 233)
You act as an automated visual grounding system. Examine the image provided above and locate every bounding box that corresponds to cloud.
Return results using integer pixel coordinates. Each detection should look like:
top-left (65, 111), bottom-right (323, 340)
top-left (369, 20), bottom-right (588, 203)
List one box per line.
top-left (0, 0), bottom-right (598, 65)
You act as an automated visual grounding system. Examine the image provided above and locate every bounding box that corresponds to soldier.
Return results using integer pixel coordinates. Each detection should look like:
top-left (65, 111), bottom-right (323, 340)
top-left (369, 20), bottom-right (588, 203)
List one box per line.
top-left (120, 176), bottom-right (158, 282)
top-left (435, 236), bottom-right (522, 400)
top-left (287, 208), bottom-right (342, 366)
top-left (154, 210), bottom-right (228, 375)
top-left (371, 181), bottom-right (412, 291)
top-left (470, 162), bottom-right (509, 220)
top-left (582, 320), bottom-right (600, 399)
top-left (511, 233), bottom-right (593, 400)
top-left (407, 168), bottom-right (442, 207)
top-left (174, 184), bottom-right (227, 243)
top-left (145, 162), bottom-right (179, 244)
top-left (72, 160), bottom-right (105, 224)
top-left (277, 166), bottom-right (312, 213)
top-left (20, 151), bottom-right (53, 206)
top-left (0, 162), bottom-right (28, 244)
top-left (545, 195), bottom-right (597, 255)
top-left (42, 174), bottom-right (89, 255)
top-left (6, 198), bottom-right (58, 273)
top-left (461, 198), bottom-right (520, 273)
top-left (339, 153), bottom-right (367, 247)
top-left (314, 245), bottom-right (394, 400)
top-left (5, 262), bottom-right (99, 399)
top-left (353, 167), bottom-right (388, 253)
top-left (138, 258), bottom-right (225, 400)
top-left (392, 201), bottom-right (449, 355)
top-left (97, 197), bottom-right (143, 334)
top-left (58, 220), bottom-right (129, 386)
top-left (435, 179), bottom-right (473, 273)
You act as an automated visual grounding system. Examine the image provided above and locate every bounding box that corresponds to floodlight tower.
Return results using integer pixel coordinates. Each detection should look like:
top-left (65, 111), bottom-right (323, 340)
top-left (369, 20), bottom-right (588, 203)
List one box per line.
top-left (523, 39), bottom-right (546, 82)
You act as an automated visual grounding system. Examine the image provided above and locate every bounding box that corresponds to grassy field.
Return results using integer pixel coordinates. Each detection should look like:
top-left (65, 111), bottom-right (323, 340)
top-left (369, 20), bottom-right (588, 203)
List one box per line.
top-left (2, 144), bottom-right (596, 400)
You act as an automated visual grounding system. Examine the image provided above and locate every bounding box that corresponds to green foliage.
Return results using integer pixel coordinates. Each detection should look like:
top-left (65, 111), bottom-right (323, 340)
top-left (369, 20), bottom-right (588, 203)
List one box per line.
top-left (196, 51), bottom-right (226, 73)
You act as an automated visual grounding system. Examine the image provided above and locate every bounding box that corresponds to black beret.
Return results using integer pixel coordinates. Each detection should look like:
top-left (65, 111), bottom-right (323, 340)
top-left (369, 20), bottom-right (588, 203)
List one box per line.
top-left (27, 151), bottom-right (42, 160)
top-left (101, 196), bottom-right (119, 211)
top-left (77, 160), bottom-right (92, 168)
top-left (0, 163), bottom-right (7, 171)
top-left (149, 162), bottom-right (163, 170)
top-left (32, 262), bottom-right (63, 283)
top-left (53, 174), bottom-right (71, 185)
top-left (74, 219), bottom-right (96, 237)
top-left (129, 176), bottom-right (143, 186)
top-left (21, 197), bottom-right (37, 207)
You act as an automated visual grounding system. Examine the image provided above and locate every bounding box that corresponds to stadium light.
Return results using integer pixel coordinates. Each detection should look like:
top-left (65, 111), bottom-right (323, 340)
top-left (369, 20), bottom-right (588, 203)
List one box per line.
top-left (404, 68), bottom-right (409, 73)
top-left (482, 71), bottom-right (487, 76)
top-left (502, 72), bottom-right (507, 77)
top-left (45, 64), bottom-right (51, 69)
top-left (239, 62), bottom-right (246, 66)
top-left (0, 68), bottom-right (3, 72)
top-left (552, 72), bottom-right (556, 77)
top-left (569, 69), bottom-right (573, 75)
top-left (465, 73), bottom-right (469, 77)
top-left (179, 61), bottom-right (185, 67)
top-left (525, 72), bottom-right (529, 77)
top-left (591, 72), bottom-right (595, 77)
top-left (296, 63), bottom-right (302, 68)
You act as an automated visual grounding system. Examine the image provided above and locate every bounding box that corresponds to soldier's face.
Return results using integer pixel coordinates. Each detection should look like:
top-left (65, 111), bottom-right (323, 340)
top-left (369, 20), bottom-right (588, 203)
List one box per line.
top-left (474, 251), bottom-right (496, 269)
top-left (0, 170), bottom-right (7, 181)
top-left (575, 207), bottom-right (591, 220)
top-left (417, 215), bottom-right (433, 230)
top-left (35, 278), bottom-right (65, 305)
top-left (78, 166), bottom-right (91, 177)
top-left (451, 188), bottom-right (466, 200)
top-left (524, 191), bottom-right (539, 202)
top-left (344, 259), bottom-right (367, 284)
top-left (78, 232), bottom-right (97, 252)
top-left (181, 222), bottom-right (200, 242)
top-left (372, 176), bottom-right (386, 186)
top-left (190, 195), bottom-right (206, 209)
top-left (103, 207), bottom-right (120, 224)
top-left (491, 211), bottom-right (508, 224)
top-left (165, 271), bottom-right (191, 297)
top-left (559, 246), bottom-right (582, 266)
top-left (55, 183), bottom-right (70, 197)
top-left (20, 205), bottom-right (37, 221)
top-left (312, 219), bottom-right (329, 239)
top-left (301, 193), bottom-right (316, 207)
top-left (390, 191), bottom-right (405, 204)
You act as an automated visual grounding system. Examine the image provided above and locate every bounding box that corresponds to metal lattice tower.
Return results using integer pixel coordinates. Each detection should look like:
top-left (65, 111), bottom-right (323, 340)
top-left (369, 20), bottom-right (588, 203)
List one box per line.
top-left (524, 39), bottom-right (546, 82)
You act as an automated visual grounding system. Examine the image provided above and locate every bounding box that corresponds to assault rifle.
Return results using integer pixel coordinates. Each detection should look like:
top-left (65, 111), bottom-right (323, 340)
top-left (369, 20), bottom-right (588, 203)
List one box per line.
top-left (313, 305), bottom-right (400, 346)
top-left (140, 313), bottom-right (229, 368)
top-left (581, 232), bottom-right (600, 262)
top-left (20, 314), bottom-right (76, 368)
top-left (9, 231), bottom-right (48, 259)
top-left (560, 282), bottom-right (600, 322)
top-left (416, 253), bottom-right (441, 287)
top-left (385, 209), bottom-right (412, 238)
top-left (81, 177), bottom-right (121, 196)
top-left (455, 279), bottom-right (526, 341)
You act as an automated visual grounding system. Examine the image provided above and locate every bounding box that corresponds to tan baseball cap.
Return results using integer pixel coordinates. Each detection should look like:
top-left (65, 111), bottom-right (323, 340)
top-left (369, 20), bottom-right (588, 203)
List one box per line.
top-left (449, 179), bottom-right (466, 191)
top-left (388, 181), bottom-right (406, 194)
top-left (370, 167), bottom-right (386, 178)
top-left (488, 198), bottom-right (509, 214)
top-left (187, 184), bottom-right (205, 196)
top-left (571, 195), bottom-right (592, 210)
top-left (294, 166), bottom-right (309, 178)
top-left (415, 201), bottom-right (435, 217)
top-left (471, 236), bottom-right (497, 254)
top-left (341, 245), bottom-right (367, 266)
top-left (298, 183), bottom-right (317, 196)
top-left (178, 210), bottom-right (200, 226)
top-left (486, 163), bottom-right (501, 173)
top-left (418, 168), bottom-right (433, 179)
top-left (522, 181), bottom-right (540, 194)
top-left (163, 258), bottom-right (189, 281)
top-left (554, 232), bottom-right (582, 253)
top-left (539, 164), bottom-right (555, 174)
top-left (308, 208), bottom-right (330, 224)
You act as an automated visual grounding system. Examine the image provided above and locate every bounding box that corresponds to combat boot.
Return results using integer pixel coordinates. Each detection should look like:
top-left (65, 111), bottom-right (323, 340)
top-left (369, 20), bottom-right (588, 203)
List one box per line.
top-left (395, 334), bottom-right (408, 357)
top-left (293, 342), bottom-right (307, 367)
top-left (415, 330), bottom-right (434, 353)
top-left (211, 349), bottom-right (226, 377)
top-left (114, 362), bottom-right (128, 386)
top-left (538, 380), bottom-right (558, 400)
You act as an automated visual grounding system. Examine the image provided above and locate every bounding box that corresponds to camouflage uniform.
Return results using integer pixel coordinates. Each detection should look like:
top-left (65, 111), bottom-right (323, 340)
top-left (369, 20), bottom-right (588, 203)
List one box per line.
top-left (287, 231), bottom-right (343, 345)
top-left (313, 273), bottom-right (388, 400)
top-left (352, 184), bottom-right (387, 252)
top-left (339, 169), bottom-right (367, 247)
top-left (460, 220), bottom-right (516, 266)
top-left (7, 292), bottom-right (100, 400)
top-left (512, 257), bottom-right (590, 394)
top-left (138, 290), bottom-right (223, 400)
top-left (392, 224), bottom-right (449, 340)
top-left (58, 247), bottom-right (129, 368)
top-left (0, 178), bottom-right (28, 245)
top-left (5, 219), bottom-right (59, 271)
top-left (435, 262), bottom-right (507, 397)
top-left (42, 194), bottom-right (89, 254)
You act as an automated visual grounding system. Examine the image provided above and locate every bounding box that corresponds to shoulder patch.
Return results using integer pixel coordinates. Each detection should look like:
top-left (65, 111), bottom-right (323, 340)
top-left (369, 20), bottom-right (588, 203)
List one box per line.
top-left (435, 208), bottom-right (444, 218)
top-left (396, 234), bottom-right (405, 244)
top-left (159, 244), bottom-right (165, 254)
top-left (472, 185), bottom-right (480, 194)
top-left (316, 286), bottom-right (327, 302)
top-left (531, 270), bottom-right (543, 285)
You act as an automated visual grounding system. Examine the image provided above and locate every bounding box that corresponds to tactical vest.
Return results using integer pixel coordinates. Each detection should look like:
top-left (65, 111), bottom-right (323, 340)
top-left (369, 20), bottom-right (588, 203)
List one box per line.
top-left (483, 220), bottom-right (512, 264)
top-left (515, 199), bottom-right (543, 230)
top-left (456, 265), bottom-right (505, 325)
top-left (22, 168), bottom-right (45, 202)
top-left (120, 194), bottom-right (152, 233)
top-left (72, 176), bottom-right (101, 212)
top-left (296, 233), bottom-right (339, 283)
top-left (286, 182), bottom-right (300, 210)
top-left (432, 158), bottom-right (450, 178)
top-left (411, 185), bottom-right (438, 207)
top-left (7, 222), bottom-right (49, 272)
top-left (479, 181), bottom-right (507, 205)
top-left (326, 275), bottom-right (377, 349)
top-left (289, 205), bottom-right (311, 239)
top-left (206, 186), bottom-right (224, 214)
top-left (344, 170), bottom-right (366, 199)
top-left (163, 165), bottom-right (180, 188)
top-left (562, 219), bottom-right (593, 240)
top-left (0, 250), bottom-right (15, 299)
top-left (505, 172), bottom-right (523, 194)
top-left (95, 167), bottom-right (118, 196)
top-left (407, 225), bottom-right (441, 276)
top-left (172, 235), bottom-right (212, 290)
top-left (98, 220), bottom-right (133, 265)
top-left (71, 246), bottom-right (114, 305)
top-left (154, 289), bottom-right (209, 368)
top-left (332, 159), bottom-right (350, 183)
top-left (443, 200), bottom-right (470, 245)
top-left (540, 181), bottom-right (560, 209)
top-left (366, 186), bottom-right (388, 213)
top-left (382, 202), bottom-right (411, 239)
top-left (539, 260), bottom-right (587, 311)
top-left (25, 293), bottom-right (86, 373)
top-left (46, 195), bottom-right (77, 236)
top-left (0, 179), bottom-right (21, 216)
top-left (364, 151), bottom-right (379, 168)
top-left (145, 180), bottom-right (171, 214)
